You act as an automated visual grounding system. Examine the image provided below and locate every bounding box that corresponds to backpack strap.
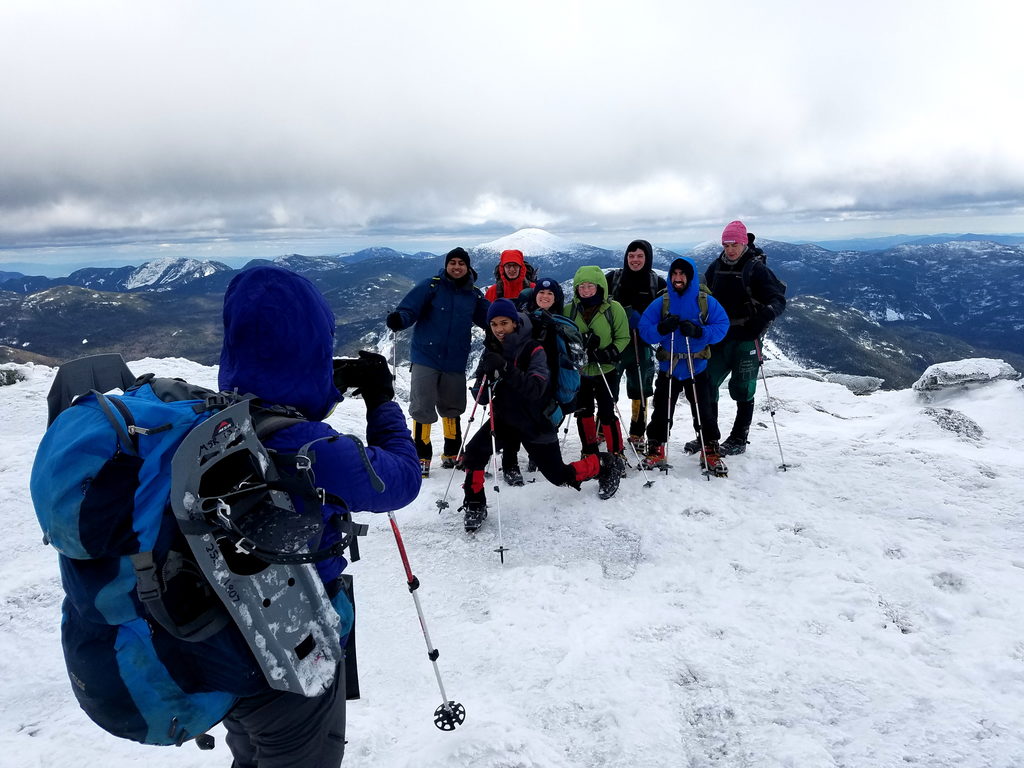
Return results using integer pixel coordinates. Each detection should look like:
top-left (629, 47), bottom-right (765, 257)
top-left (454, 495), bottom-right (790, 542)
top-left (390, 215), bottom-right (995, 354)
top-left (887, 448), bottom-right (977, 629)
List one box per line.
top-left (130, 550), bottom-right (231, 643)
top-left (697, 283), bottom-right (710, 324)
top-left (607, 269), bottom-right (623, 300)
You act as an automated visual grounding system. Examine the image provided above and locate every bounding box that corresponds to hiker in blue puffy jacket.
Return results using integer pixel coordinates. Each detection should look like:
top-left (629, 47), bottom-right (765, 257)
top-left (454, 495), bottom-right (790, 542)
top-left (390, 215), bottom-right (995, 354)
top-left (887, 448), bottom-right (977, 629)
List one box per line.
top-left (219, 265), bottom-right (422, 768)
top-left (386, 247), bottom-right (490, 477)
top-left (638, 257), bottom-right (730, 476)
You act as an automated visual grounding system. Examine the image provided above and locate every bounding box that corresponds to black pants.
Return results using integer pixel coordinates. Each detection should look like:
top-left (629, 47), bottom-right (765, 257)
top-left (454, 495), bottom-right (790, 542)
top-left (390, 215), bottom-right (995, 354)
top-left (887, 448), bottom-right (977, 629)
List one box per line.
top-left (576, 373), bottom-right (617, 424)
top-left (223, 662), bottom-right (346, 768)
top-left (645, 370), bottom-right (720, 446)
top-left (463, 418), bottom-right (576, 488)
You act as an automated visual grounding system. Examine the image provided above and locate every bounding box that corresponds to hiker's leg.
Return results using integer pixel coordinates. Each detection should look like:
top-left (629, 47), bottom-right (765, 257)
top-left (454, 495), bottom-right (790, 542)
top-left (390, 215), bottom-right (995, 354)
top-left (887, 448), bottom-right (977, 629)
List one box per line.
top-left (223, 663), bottom-right (346, 768)
top-left (525, 438), bottom-right (598, 488)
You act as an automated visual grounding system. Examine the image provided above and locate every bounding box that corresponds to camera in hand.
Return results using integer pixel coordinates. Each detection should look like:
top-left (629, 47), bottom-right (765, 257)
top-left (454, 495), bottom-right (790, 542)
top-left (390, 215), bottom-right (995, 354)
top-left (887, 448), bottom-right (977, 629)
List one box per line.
top-left (333, 351), bottom-right (394, 408)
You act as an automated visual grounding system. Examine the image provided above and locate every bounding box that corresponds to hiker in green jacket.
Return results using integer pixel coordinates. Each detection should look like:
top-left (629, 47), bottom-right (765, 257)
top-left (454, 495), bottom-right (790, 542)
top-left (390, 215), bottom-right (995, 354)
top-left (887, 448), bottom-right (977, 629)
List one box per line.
top-left (564, 266), bottom-right (630, 460)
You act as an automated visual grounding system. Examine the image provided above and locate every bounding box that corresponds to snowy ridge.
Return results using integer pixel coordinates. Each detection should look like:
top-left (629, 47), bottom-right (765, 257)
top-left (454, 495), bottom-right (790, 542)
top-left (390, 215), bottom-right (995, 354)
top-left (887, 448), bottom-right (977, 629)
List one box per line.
top-left (123, 257), bottom-right (231, 291)
top-left (2, 355), bottom-right (1024, 767)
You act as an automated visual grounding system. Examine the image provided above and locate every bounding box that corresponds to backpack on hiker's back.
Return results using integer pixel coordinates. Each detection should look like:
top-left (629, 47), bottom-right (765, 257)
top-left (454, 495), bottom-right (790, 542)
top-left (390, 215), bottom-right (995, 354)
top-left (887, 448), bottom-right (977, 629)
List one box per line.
top-left (528, 311), bottom-right (583, 426)
top-left (31, 354), bottom-right (363, 748)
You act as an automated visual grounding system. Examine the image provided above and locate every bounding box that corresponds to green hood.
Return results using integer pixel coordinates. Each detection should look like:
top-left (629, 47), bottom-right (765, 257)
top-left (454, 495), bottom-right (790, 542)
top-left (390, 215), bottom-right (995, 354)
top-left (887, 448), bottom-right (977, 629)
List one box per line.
top-left (572, 265), bottom-right (609, 299)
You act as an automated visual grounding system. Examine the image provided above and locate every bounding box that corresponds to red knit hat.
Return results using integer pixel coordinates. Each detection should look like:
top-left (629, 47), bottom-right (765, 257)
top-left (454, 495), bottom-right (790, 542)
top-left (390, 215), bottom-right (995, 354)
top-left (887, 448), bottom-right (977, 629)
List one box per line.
top-left (721, 220), bottom-right (747, 245)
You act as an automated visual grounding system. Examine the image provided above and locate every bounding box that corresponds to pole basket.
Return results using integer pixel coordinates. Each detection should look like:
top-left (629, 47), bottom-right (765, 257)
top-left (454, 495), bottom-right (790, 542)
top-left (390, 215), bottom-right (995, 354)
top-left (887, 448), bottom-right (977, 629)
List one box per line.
top-left (434, 700), bottom-right (467, 731)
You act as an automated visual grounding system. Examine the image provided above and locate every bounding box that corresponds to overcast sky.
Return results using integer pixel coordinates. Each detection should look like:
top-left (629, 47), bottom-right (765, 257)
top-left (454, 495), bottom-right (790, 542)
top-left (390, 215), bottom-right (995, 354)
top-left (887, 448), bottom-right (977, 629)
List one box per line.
top-left (2, 0), bottom-right (1023, 268)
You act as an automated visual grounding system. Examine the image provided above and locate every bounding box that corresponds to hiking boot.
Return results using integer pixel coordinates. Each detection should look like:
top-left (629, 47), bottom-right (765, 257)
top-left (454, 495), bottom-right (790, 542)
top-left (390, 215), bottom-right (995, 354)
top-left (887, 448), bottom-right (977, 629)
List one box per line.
top-left (419, 458), bottom-right (431, 478)
top-left (440, 454), bottom-right (464, 470)
top-left (628, 434), bottom-right (646, 455)
top-left (700, 441), bottom-right (729, 477)
top-left (642, 443), bottom-right (667, 470)
top-left (616, 452), bottom-right (629, 478)
top-left (502, 465), bottom-right (525, 487)
top-left (683, 436), bottom-right (702, 455)
top-left (597, 453), bottom-right (623, 500)
top-left (719, 435), bottom-right (748, 456)
top-left (461, 501), bottom-right (488, 533)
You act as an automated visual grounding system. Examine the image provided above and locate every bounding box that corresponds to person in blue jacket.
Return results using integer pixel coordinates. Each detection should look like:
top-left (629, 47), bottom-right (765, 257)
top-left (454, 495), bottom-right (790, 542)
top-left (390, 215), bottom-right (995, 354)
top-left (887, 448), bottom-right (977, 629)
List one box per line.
top-left (386, 247), bottom-right (490, 477)
top-left (638, 257), bottom-right (730, 476)
top-left (219, 265), bottom-right (422, 767)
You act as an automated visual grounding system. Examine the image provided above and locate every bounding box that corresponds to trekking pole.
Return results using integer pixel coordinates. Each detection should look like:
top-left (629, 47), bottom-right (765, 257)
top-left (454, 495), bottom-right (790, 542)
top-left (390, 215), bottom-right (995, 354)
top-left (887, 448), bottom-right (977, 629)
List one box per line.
top-left (683, 337), bottom-right (711, 482)
top-left (390, 330), bottom-right (399, 378)
top-left (597, 367), bottom-right (654, 488)
top-left (435, 381), bottom-right (487, 513)
top-left (386, 510), bottom-right (467, 731)
top-left (559, 409), bottom-right (574, 450)
top-left (754, 338), bottom-right (790, 471)
top-left (633, 332), bottom-right (650, 432)
top-left (485, 380), bottom-right (508, 564)
top-left (664, 333), bottom-right (675, 462)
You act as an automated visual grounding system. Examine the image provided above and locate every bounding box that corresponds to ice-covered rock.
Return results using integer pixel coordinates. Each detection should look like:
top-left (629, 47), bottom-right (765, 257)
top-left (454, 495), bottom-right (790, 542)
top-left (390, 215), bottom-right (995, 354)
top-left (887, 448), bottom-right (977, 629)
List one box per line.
top-left (824, 373), bottom-right (884, 395)
top-left (912, 358), bottom-right (1019, 391)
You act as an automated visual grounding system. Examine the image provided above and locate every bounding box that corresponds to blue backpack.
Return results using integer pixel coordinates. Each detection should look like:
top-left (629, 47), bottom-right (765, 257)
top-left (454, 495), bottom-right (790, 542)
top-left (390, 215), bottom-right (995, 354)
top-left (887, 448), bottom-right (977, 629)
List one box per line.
top-left (31, 356), bottom-right (363, 748)
top-left (530, 312), bottom-right (583, 426)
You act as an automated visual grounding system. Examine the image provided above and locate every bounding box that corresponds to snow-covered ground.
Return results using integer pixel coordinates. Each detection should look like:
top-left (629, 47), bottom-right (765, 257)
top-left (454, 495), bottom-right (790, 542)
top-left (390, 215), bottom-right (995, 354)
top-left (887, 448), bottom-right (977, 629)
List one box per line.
top-left (2, 355), bottom-right (1024, 767)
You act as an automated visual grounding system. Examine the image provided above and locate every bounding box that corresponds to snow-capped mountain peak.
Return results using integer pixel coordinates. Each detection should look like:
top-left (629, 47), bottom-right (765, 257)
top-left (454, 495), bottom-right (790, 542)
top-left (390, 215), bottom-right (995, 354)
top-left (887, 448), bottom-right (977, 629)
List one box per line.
top-left (475, 228), bottom-right (587, 256)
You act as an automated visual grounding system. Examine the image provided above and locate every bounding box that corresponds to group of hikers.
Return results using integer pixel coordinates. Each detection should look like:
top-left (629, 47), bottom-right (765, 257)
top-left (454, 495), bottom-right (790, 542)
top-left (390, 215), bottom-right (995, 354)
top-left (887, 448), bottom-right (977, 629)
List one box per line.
top-left (386, 219), bottom-right (787, 532)
top-left (32, 218), bottom-right (785, 767)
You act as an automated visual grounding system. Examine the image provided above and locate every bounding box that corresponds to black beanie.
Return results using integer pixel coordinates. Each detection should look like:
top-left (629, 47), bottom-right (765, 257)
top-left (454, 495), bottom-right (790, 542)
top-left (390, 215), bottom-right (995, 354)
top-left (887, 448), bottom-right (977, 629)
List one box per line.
top-left (445, 247), bottom-right (471, 272)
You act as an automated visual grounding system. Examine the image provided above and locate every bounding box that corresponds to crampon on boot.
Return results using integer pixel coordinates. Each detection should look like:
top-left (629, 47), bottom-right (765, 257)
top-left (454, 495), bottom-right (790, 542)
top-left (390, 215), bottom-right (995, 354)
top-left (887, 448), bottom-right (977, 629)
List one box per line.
top-left (719, 435), bottom-right (748, 456)
top-left (502, 465), bottom-right (525, 487)
top-left (627, 434), bottom-right (647, 455)
top-left (683, 435), bottom-right (702, 455)
top-left (597, 453), bottom-right (623, 500)
top-left (460, 501), bottom-right (488, 532)
top-left (642, 442), bottom-right (668, 470)
top-left (700, 441), bottom-right (729, 477)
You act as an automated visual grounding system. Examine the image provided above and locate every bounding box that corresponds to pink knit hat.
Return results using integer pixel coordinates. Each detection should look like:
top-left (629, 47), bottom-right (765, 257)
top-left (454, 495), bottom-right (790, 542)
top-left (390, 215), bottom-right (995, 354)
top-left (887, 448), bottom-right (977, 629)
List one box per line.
top-left (721, 220), bottom-right (747, 245)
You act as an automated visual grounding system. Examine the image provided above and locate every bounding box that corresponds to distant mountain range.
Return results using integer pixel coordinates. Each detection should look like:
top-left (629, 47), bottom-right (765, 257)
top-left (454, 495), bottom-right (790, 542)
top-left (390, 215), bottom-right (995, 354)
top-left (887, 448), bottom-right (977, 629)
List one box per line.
top-left (1, 229), bottom-right (1022, 389)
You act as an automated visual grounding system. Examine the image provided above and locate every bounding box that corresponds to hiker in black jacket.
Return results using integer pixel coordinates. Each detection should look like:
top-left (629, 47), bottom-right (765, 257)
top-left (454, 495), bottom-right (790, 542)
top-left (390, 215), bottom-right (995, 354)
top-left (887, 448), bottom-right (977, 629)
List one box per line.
top-left (605, 239), bottom-right (667, 452)
top-left (701, 220), bottom-right (787, 456)
top-left (459, 299), bottom-right (622, 532)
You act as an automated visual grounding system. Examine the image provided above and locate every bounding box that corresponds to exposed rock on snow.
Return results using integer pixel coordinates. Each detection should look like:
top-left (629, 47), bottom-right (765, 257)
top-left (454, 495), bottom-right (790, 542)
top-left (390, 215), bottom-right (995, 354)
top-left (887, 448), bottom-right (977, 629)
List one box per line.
top-left (912, 358), bottom-right (1019, 391)
top-left (923, 407), bottom-right (984, 441)
top-left (824, 373), bottom-right (884, 394)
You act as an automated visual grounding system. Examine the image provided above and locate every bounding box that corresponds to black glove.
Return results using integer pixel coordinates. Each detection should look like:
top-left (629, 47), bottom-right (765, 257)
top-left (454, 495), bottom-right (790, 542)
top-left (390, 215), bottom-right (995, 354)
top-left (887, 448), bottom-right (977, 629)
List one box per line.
top-left (470, 379), bottom-right (491, 405)
top-left (749, 306), bottom-right (776, 336)
top-left (592, 345), bottom-right (621, 364)
top-left (385, 312), bottom-right (404, 332)
top-left (481, 349), bottom-right (506, 380)
top-left (677, 320), bottom-right (703, 338)
top-left (584, 333), bottom-right (602, 353)
top-left (656, 314), bottom-right (681, 335)
top-left (334, 351), bottom-right (394, 410)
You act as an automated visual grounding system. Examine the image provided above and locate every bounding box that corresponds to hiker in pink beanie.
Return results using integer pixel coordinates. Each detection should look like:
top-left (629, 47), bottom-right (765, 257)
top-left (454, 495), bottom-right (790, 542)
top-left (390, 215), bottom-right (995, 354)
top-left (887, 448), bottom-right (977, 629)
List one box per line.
top-left (698, 220), bottom-right (787, 457)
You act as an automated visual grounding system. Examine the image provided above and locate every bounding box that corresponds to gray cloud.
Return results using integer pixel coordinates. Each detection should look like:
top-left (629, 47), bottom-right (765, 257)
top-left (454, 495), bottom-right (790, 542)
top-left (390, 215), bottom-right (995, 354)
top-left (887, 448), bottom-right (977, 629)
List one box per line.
top-left (1, 0), bottom-right (1023, 259)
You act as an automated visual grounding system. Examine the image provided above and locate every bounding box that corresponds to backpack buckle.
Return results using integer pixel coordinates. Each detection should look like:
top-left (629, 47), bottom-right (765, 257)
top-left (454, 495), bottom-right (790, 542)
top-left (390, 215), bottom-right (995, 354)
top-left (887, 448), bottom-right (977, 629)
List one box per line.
top-left (203, 392), bottom-right (239, 411)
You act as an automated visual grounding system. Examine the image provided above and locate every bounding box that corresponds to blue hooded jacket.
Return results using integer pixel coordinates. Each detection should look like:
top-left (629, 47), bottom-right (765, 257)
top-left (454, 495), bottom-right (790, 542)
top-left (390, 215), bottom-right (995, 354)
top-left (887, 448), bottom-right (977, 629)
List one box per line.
top-left (54, 267), bottom-right (423, 737)
top-left (392, 267), bottom-right (490, 372)
top-left (638, 257), bottom-right (730, 380)
top-left (220, 266), bottom-right (422, 628)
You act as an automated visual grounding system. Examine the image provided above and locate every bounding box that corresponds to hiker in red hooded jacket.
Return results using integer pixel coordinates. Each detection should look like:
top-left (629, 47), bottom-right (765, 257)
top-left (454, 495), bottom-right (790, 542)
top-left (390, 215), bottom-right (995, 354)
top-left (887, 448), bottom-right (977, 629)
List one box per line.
top-left (485, 249), bottom-right (535, 304)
